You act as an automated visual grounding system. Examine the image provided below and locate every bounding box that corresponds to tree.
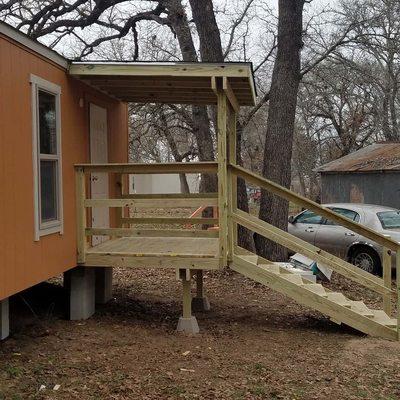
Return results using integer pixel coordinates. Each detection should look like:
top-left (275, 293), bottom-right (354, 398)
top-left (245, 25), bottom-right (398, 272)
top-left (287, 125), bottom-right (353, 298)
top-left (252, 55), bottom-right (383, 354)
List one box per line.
top-left (339, 0), bottom-right (400, 141)
top-left (299, 60), bottom-right (378, 157)
top-left (254, 0), bottom-right (305, 261)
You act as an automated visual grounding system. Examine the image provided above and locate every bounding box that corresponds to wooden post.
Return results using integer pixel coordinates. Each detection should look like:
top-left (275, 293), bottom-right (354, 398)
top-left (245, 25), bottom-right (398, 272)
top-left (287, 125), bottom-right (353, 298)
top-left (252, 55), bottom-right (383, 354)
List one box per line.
top-left (182, 278), bottom-right (192, 319)
top-left (196, 270), bottom-right (204, 298)
top-left (115, 172), bottom-right (123, 229)
top-left (176, 269), bottom-right (199, 334)
top-left (192, 270), bottom-right (211, 312)
top-left (227, 104), bottom-right (238, 261)
top-left (75, 167), bottom-right (87, 264)
top-left (215, 78), bottom-right (229, 267)
top-left (382, 247), bottom-right (391, 316)
top-left (397, 251), bottom-right (400, 341)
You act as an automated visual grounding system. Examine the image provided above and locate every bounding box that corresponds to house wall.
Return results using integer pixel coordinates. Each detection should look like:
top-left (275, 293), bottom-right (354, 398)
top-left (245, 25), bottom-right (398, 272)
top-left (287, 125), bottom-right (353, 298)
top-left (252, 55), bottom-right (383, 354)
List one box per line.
top-left (0, 33), bottom-right (128, 300)
top-left (321, 172), bottom-right (400, 209)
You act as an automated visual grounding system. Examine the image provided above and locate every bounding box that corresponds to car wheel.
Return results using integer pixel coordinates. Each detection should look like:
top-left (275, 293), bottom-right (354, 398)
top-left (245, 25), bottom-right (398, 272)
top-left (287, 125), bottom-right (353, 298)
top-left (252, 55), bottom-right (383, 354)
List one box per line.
top-left (351, 247), bottom-right (381, 276)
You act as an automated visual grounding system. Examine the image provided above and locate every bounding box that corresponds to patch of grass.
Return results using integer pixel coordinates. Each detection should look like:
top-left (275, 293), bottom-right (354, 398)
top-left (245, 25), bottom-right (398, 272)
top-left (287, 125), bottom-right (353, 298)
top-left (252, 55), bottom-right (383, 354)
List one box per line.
top-left (292, 387), bottom-right (306, 398)
top-left (163, 385), bottom-right (186, 396)
top-left (4, 365), bottom-right (22, 379)
top-left (253, 362), bottom-right (265, 373)
top-left (232, 388), bottom-right (246, 399)
top-left (249, 385), bottom-right (266, 396)
top-left (355, 390), bottom-right (369, 398)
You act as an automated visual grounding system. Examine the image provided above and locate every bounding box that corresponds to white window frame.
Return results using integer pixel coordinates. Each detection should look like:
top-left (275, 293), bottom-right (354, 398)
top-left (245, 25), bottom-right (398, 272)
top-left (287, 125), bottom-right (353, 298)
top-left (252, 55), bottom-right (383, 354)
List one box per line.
top-left (30, 74), bottom-right (63, 241)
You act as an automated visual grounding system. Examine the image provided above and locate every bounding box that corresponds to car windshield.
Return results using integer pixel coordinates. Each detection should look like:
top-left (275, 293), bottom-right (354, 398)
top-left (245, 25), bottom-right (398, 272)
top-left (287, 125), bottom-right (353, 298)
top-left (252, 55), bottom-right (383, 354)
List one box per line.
top-left (377, 210), bottom-right (400, 229)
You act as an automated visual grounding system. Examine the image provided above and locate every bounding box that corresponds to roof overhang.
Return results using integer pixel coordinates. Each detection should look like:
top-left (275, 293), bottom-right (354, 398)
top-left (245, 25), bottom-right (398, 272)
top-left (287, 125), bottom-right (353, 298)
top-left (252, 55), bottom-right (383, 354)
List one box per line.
top-left (0, 21), bottom-right (68, 68)
top-left (69, 62), bottom-right (257, 106)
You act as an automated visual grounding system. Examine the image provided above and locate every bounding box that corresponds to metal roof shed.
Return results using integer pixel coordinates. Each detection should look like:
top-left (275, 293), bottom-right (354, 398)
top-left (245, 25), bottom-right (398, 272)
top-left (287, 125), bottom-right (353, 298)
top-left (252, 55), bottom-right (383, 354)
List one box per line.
top-left (316, 143), bottom-right (400, 208)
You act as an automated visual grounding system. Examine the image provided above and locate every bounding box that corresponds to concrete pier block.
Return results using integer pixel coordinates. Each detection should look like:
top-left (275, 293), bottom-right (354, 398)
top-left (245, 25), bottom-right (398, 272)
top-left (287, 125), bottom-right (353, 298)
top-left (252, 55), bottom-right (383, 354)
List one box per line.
top-left (176, 316), bottom-right (200, 334)
top-left (0, 298), bottom-right (9, 340)
top-left (64, 267), bottom-right (95, 320)
top-left (192, 296), bottom-right (211, 312)
top-left (95, 267), bottom-right (113, 304)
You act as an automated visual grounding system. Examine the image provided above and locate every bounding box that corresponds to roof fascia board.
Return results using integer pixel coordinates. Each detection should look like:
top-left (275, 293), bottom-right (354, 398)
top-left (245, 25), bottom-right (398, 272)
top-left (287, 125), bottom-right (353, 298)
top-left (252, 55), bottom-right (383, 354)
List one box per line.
top-left (0, 21), bottom-right (68, 69)
top-left (69, 62), bottom-right (252, 79)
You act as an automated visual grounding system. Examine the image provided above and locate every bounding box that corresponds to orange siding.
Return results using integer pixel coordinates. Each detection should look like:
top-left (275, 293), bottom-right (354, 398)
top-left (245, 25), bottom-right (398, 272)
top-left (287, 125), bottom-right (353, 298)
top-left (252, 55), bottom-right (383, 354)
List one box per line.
top-left (0, 34), bottom-right (128, 300)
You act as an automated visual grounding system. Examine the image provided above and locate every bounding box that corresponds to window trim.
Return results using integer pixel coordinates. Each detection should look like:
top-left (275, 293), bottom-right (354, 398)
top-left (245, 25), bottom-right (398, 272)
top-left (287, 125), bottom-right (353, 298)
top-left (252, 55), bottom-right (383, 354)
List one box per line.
top-left (31, 74), bottom-right (63, 241)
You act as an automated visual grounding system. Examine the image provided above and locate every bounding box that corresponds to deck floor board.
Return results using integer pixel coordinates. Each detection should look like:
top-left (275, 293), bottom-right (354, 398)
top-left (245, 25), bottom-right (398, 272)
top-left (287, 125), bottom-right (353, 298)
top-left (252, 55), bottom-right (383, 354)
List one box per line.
top-left (86, 236), bottom-right (219, 258)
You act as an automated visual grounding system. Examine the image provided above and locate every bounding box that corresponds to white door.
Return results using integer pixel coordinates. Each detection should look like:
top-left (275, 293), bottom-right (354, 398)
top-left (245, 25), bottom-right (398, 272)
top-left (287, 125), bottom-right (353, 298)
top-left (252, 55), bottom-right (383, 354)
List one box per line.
top-left (89, 104), bottom-right (109, 246)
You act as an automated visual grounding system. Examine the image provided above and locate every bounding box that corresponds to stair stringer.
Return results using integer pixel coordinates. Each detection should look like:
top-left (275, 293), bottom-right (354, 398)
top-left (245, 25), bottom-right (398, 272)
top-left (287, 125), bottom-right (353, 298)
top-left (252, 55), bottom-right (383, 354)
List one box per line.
top-left (231, 254), bottom-right (397, 340)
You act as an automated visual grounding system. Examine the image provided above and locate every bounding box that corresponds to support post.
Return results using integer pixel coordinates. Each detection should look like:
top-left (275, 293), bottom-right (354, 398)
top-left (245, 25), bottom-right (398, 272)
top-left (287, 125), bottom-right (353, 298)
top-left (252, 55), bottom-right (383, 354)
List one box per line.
top-left (115, 173), bottom-right (125, 231)
top-left (227, 102), bottom-right (238, 261)
top-left (214, 77), bottom-right (229, 267)
top-left (75, 167), bottom-right (87, 264)
top-left (176, 269), bottom-right (199, 334)
top-left (397, 251), bottom-right (400, 341)
top-left (192, 270), bottom-right (211, 312)
top-left (64, 267), bottom-right (95, 320)
top-left (382, 247), bottom-right (391, 316)
top-left (0, 298), bottom-right (9, 340)
top-left (95, 267), bottom-right (113, 304)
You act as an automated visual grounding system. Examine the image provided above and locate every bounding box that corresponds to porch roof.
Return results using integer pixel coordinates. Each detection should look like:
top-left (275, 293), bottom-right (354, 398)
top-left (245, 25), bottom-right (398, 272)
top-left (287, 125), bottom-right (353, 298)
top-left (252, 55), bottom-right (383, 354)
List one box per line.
top-left (69, 61), bottom-right (256, 106)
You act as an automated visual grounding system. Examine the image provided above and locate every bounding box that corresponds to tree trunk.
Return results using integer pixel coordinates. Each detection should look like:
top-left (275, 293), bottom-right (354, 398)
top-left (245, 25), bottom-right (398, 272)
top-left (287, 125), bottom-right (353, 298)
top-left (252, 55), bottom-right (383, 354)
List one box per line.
top-left (188, 0), bottom-right (223, 62)
top-left (166, 0), bottom-right (217, 193)
top-left (236, 122), bottom-right (255, 251)
top-left (179, 173), bottom-right (190, 193)
top-left (255, 0), bottom-right (305, 261)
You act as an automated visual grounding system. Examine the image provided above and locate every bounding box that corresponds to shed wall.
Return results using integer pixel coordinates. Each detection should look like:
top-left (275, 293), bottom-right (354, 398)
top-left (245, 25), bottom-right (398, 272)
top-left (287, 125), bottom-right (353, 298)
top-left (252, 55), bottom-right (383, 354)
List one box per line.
top-left (321, 172), bottom-right (400, 209)
top-left (0, 34), bottom-right (128, 300)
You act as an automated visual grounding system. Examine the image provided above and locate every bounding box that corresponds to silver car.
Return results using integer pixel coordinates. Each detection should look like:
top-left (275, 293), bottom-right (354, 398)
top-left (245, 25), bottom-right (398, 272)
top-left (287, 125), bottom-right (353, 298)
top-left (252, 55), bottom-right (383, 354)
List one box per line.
top-left (288, 203), bottom-right (400, 275)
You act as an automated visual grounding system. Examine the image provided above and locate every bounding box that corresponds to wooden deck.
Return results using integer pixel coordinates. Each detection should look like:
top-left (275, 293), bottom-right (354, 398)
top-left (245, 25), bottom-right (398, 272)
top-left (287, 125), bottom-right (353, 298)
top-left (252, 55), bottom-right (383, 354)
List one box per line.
top-left (84, 236), bottom-right (220, 270)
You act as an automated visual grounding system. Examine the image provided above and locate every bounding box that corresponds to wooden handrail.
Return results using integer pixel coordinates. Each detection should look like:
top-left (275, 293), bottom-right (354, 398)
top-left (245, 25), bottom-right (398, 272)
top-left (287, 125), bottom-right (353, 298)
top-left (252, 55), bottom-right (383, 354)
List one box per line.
top-left (74, 161), bottom-right (218, 174)
top-left (121, 217), bottom-right (218, 225)
top-left (122, 193), bottom-right (218, 199)
top-left (84, 197), bottom-right (218, 208)
top-left (85, 227), bottom-right (219, 238)
top-left (229, 164), bottom-right (400, 252)
top-left (232, 209), bottom-right (393, 297)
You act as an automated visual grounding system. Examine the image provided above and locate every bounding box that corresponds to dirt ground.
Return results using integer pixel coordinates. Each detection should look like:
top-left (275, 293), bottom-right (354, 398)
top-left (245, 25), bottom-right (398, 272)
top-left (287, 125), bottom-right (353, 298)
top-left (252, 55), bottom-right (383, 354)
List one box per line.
top-left (1, 268), bottom-right (400, 400)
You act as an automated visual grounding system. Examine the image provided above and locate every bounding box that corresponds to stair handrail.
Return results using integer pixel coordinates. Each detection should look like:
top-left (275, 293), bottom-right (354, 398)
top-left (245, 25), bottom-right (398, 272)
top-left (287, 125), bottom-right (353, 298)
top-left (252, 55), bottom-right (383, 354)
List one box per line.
top-left (232, 208), bottom-right (392, 296)
top-left (229, 164), bottom-right (400, 252)
top-left (229, 163), bottom-right (400, 340)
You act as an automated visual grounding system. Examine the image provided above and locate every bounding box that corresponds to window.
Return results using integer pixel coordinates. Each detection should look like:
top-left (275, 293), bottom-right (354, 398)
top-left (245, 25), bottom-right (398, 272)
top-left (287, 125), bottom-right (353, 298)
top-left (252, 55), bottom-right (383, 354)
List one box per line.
top-left (377, 211), bottom-right (400, 229)
top-left (324, 208), bottom-right (360, 225)
top-left (295, 210), bottom-right (323, 224)
top-left (31, 75), bottom-right (63, 240)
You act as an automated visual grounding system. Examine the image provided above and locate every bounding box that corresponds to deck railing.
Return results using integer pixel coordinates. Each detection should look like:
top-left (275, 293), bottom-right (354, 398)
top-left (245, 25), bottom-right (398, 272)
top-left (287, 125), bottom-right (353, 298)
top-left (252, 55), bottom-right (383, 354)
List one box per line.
top-left (75, 162), bottom-right (220, 264)
top-left (75, 160), bottom-right (400, 338)
top-left (228, 163), bottom-right (400, 338)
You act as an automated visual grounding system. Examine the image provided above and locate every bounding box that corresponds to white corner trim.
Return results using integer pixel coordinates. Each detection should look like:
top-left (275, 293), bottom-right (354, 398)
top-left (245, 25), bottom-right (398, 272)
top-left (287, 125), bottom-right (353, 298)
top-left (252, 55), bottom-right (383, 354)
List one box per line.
top-left (0, 21), bottom-right (69, 69)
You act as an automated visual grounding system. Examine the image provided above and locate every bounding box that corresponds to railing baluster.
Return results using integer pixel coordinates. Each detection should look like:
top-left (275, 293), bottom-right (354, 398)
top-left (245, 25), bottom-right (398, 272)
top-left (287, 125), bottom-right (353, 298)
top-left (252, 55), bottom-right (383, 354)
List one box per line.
top-left (75, 167), bottom-right (87, 264)
top-left (397, 251), bottom-right (400, 341)
top-left (383, 247), bottom-right (391, 316)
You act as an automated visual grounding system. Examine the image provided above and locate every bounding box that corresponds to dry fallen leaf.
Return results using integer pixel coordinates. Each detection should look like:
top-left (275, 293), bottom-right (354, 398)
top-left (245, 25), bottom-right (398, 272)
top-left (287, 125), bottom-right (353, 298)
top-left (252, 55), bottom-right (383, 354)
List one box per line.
top-left (179, 368), bottom-right (195, 373)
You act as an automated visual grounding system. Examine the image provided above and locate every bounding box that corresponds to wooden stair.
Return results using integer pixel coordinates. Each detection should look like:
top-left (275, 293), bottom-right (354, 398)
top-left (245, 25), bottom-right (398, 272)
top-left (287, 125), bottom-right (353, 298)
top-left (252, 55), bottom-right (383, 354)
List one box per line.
top-left (231, 253), bottom-right (398, 340)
